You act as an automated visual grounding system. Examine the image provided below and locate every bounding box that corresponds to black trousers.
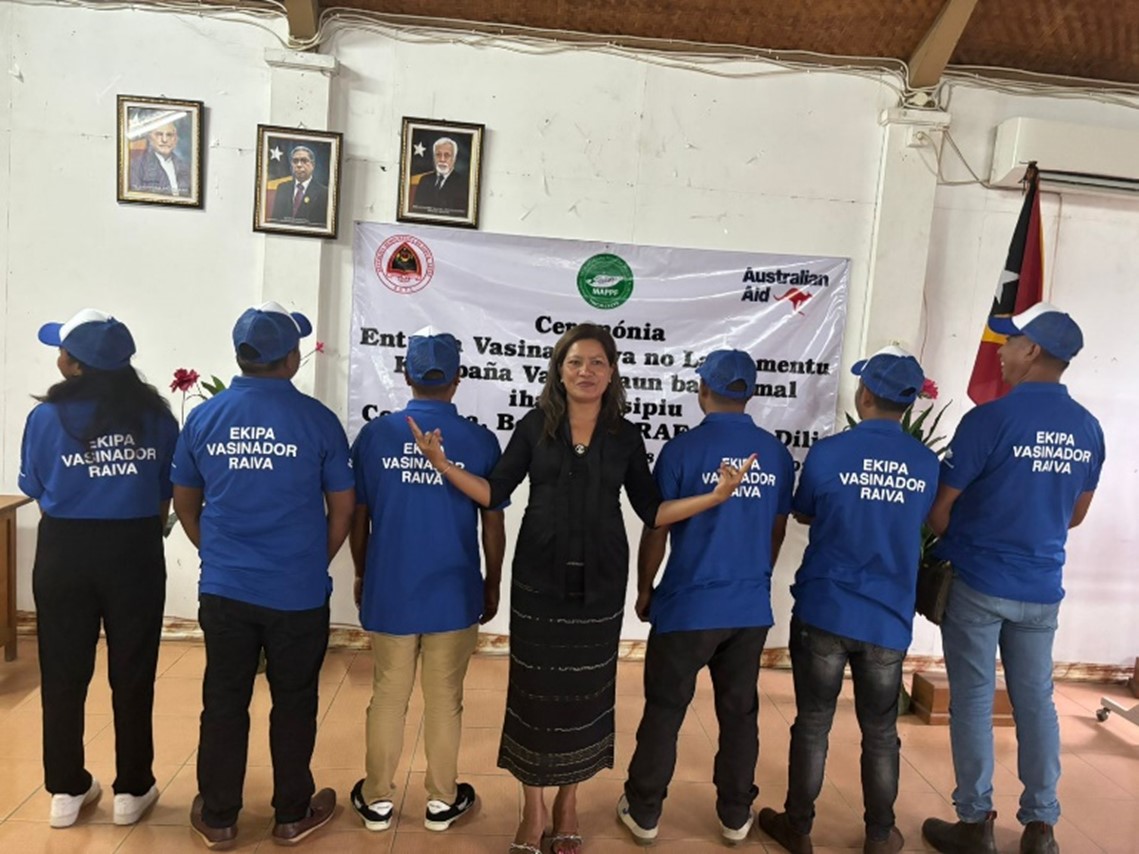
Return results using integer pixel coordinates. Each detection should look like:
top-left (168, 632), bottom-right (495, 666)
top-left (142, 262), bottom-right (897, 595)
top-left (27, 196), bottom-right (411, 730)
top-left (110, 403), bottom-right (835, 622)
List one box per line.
top-left (33, 514), bottom-right (166, 796)
top-left (625, 625), bottom-right (769, 830)
top-left (196, 593), bottom-right (329, 827)
top-left (785, 616), bottom-right (905, 840)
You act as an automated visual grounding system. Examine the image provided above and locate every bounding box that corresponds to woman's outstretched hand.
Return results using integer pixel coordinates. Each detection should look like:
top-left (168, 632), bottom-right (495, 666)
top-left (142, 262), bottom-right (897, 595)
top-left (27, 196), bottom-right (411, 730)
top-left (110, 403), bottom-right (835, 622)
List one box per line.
top-left (408, 416), bottom-right (448, 470)
top-left (712, 453), bottom-right (757, 502)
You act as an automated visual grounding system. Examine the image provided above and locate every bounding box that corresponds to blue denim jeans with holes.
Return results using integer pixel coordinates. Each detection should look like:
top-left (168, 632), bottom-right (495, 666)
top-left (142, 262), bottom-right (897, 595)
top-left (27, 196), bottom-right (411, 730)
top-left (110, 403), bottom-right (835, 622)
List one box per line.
top-left (941, 577), bottom-right (1061, 826)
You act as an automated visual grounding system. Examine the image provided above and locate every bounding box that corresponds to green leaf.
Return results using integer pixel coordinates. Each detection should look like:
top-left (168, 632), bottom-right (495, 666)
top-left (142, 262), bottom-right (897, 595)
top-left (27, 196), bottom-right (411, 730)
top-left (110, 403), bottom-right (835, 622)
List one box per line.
top-left (925, 400), bottom-right (952, 442)
top-left (201, 375), bottom-right (228, 396)
top-left (909, 404), bottom-right (934, 434)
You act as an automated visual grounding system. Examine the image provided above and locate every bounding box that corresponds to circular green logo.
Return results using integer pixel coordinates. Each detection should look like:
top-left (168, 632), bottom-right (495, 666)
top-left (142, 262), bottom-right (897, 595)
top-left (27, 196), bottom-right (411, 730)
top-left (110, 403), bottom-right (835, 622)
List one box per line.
top-left (576, 253), bottom-right (634, 310)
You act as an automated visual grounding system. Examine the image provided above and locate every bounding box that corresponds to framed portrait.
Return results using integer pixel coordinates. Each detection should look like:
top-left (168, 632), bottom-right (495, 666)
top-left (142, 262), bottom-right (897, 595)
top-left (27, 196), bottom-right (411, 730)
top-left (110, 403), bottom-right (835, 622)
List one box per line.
top-left (397, 117), bottom-right (485, 229)
top-left (117, 95), bottom-right (204, 208)
top-left (253, 125), bottom-right (343, 239)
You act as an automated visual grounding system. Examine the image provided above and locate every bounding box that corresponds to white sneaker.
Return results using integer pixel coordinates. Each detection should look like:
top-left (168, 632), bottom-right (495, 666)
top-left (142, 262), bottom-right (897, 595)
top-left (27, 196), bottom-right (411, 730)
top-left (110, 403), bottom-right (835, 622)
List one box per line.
top-left (721, 810), bottom-right (754, 846)
top-left (616, 794), bottom-right (658, 845)
top-left (113, 784), bottom-right (159, 825)
top-left (50, 777), bottom-right (101, 828)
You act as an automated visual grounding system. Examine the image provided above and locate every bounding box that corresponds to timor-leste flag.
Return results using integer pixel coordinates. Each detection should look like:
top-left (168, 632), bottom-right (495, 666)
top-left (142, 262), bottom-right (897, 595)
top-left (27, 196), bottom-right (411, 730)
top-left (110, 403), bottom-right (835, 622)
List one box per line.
top-left (967, 165), bottom-right (1044, 405)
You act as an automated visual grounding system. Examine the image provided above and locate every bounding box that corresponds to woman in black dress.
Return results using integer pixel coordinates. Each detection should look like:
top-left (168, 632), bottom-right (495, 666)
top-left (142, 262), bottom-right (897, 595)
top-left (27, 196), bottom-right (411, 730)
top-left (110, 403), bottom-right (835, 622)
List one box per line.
top-left (410, 323), bottom-right (752, 853)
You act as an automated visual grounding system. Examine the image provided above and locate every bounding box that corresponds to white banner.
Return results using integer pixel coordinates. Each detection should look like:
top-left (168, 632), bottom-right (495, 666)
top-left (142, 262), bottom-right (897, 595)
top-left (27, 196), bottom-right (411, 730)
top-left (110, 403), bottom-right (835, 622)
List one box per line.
top-left (349, 224), bottom-right (849, 467)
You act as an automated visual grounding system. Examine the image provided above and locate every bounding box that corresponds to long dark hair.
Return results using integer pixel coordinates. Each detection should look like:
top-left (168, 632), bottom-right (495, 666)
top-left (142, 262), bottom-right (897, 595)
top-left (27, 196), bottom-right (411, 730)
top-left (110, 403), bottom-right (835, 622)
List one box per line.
top-left (537, 323), bottom-right (627, 441)
top-left (36, 364), bottom-right (172, 445)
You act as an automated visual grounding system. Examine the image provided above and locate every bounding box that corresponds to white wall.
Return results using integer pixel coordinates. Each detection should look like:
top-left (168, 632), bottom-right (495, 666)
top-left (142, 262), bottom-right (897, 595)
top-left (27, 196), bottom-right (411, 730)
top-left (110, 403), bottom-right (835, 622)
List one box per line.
top-left (1, 3), bottom-right (1134, 664)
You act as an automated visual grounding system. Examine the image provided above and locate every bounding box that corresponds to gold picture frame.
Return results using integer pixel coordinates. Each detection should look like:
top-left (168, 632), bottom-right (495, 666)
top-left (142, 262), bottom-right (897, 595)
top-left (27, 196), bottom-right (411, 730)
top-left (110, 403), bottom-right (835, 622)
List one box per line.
top-left (116, 95), bottom-right (204, 208)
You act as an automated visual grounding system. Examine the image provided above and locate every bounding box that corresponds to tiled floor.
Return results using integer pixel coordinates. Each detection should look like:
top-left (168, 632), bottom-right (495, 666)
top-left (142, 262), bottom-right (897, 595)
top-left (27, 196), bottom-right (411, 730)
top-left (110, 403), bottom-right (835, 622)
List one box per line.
top-left (0, 640), bottom-right (1137, 852)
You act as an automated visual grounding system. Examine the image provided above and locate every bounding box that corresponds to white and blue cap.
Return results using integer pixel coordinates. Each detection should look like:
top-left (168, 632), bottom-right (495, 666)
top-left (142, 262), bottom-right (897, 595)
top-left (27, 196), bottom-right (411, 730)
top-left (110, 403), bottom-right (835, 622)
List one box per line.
top-left (406, 325), bottom-right (461, 386)
top-left (851, 345), bottom-right (924, 405)
top-left (232, 301), bottom-right (313, 364)
top-left (696, 349), bottom-right (757, 400)
top-left (987, 301), bottom-right (1083, 362)
top-left (38, 308), bottom-right (136, 371)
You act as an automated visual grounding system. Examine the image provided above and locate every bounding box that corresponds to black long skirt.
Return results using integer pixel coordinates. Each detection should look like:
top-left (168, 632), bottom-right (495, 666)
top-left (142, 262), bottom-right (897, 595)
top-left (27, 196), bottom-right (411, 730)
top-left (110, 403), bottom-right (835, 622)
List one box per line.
top-left (497, 580), bottom-right (624, 787)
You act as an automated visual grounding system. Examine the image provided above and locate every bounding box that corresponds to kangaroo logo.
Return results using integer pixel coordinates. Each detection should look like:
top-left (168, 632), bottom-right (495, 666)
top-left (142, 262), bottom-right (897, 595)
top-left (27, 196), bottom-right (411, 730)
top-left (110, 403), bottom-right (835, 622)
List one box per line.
top-left (776, 287), bottom-right (812, 314)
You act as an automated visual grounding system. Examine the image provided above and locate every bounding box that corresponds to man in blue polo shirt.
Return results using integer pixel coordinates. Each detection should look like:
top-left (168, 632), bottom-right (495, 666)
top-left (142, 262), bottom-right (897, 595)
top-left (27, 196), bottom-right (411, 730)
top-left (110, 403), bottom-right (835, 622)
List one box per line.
top-left (758, 346), bottom-right (939, 854)
top-left (922, 303), bottom-right (1104, 854)
top-left (172, 302), bottom-right (355, 849)
top-left (348, 329), bottom-right (505, 834)
top-left (617, 349), bottom-right (794, 846)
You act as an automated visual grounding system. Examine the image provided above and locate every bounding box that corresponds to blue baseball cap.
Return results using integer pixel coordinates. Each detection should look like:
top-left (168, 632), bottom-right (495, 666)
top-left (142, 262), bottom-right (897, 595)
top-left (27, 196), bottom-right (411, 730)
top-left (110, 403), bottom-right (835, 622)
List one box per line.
top-left (851, 345), bottom-right (924, 405)
top-left (987, 301), bottom-right (1083, 362)
top-left (696, 349), bottom-right (756, 400)
top-left (38, 308), bottom-right (136, 371)
top-left (406, 327), bottom-right (461, 386)
top-left (232, 301), bottom-right (312, 364)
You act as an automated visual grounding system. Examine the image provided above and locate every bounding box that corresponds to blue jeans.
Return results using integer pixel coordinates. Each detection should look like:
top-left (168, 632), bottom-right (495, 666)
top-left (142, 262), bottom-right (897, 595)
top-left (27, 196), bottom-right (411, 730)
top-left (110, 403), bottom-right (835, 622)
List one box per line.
top-left (785, 617), bottom-right (905, 840)
top-left (941, 577), bottom-right (1061, 826)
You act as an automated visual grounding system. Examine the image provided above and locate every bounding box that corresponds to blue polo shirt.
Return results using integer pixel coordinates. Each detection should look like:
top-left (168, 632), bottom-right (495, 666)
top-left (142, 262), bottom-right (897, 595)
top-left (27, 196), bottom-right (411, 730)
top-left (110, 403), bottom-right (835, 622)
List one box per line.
top-left (171, 376), bottom-right (355, 611)
top-left (791, 419), bottom-right (939, 651)
top-left (19, 401), bottom-right (178, 519)
top-left (351, 399), bottom-right (504, 635)
top-left (650, 412), bottom-right (794, 633)
top-left (934, 382), bottom-right (1104, 604)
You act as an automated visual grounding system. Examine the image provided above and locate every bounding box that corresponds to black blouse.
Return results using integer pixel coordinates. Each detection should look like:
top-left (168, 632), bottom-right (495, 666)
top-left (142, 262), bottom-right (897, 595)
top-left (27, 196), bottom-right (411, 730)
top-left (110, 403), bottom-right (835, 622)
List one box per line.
top-left (487, 408), bottom-right (662, 603)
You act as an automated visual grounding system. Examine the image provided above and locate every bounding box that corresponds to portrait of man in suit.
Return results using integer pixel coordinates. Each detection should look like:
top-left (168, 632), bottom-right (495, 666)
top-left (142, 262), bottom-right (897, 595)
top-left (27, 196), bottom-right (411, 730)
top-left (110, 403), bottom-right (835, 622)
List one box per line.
top-left (410, 137), bottom-right (470, 217)
top-left (398, 118), bottom-right (484, 228)
top-left (268, 145), bottom-right (329, 226)
top-left (118, 97), bottom-right (203, 207)
top-left (128, 120), bottom-right (192, 197)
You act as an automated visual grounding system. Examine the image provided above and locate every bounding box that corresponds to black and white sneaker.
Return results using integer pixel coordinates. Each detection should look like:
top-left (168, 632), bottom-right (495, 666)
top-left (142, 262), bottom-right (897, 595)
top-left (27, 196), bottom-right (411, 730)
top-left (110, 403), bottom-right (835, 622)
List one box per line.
top-left (350, 779), bottom-right (394, 832)
top-left (424, 782), bottom-right (477, 831)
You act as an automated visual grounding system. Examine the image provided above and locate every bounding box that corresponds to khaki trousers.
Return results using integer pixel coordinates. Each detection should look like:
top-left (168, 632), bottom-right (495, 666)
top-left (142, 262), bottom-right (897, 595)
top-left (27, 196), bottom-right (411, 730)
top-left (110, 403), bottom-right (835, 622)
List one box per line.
top-left (363, 624), bottom-right (479, 803)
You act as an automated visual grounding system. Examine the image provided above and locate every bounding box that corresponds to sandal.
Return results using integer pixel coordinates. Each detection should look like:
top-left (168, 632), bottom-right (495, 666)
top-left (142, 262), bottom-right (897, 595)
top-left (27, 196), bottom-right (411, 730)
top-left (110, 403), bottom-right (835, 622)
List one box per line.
top-left (509, 825), bottom-right (551, 854)
top-left (550, 832), bottom-right (583, 854)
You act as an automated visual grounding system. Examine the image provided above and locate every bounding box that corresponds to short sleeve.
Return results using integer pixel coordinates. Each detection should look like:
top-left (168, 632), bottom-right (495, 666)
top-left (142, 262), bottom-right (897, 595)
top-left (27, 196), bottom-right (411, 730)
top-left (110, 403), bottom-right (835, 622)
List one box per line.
top-left (349, 429), bottom-right (370, 505)
top-left (652, 440), bottom-right (683, 502)
top-left (17, 408), bottom-right (46, 500)
top-left (170, 420), bottom-right (204, 489)
top-left (939, 408), bottom-right (994, 491)
top-left (320, 410), bottom-right (355, 494)
top-left (791, 448), bottom-right (820, 518)
top-left (1084, 420), bottom-right (1106, 493)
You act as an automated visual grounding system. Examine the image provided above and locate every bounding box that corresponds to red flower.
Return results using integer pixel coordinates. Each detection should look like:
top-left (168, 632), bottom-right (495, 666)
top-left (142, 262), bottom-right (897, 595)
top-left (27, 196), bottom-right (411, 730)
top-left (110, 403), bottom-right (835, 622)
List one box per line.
top-left (314, 341), bottom-right (325, 353)
top-left (920, 378), bottom-right (939, 400)
top-left (170, 368), bottom-right (200, 393)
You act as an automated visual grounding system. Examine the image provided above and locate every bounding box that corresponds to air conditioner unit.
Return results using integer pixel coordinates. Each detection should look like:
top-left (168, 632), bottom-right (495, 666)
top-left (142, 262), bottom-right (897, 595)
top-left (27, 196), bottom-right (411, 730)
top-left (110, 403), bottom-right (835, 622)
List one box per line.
top-left (989, 117), bottom-right (1139, 196)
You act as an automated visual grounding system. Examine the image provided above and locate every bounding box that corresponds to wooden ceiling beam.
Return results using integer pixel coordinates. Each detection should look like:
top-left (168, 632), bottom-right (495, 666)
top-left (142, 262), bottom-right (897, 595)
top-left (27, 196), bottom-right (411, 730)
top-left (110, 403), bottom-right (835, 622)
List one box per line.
top-left (908, 0), bottom-right (980, 89)
top-left (284, 0), bottom-right (321, 43)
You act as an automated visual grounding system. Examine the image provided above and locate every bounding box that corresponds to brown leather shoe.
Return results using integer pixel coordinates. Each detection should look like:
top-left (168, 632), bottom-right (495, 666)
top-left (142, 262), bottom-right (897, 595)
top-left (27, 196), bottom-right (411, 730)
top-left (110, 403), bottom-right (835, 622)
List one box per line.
top-left (864, 826), bottom-right (904, 854)
top-left (757, 808), bottom-right (813, 854)
top-left (922, 811), bottom-right (998, 853)
top-left (1020, 821), bottom-right (1060, 854)
top-left (190, 794), bottom-right (237, 850)
top-left (271, 788), bottom-right (336, 845)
